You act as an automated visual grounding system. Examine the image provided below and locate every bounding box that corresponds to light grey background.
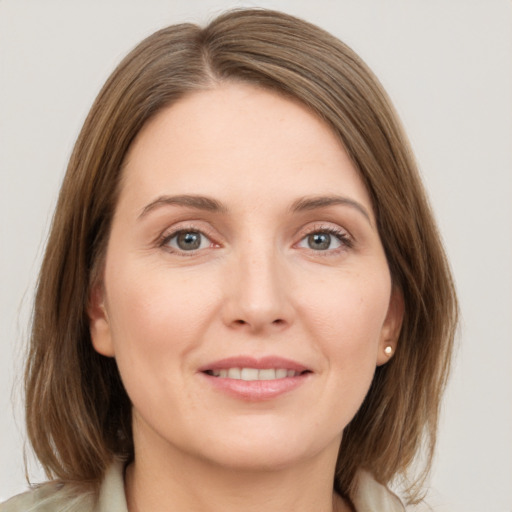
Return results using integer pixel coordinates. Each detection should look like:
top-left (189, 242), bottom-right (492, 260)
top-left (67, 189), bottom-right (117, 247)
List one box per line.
top-left (1, 1), bottom-right (511, 510)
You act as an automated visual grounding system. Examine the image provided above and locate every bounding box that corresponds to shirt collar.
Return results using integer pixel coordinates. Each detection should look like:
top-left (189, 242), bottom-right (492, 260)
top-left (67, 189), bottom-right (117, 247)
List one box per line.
top-left (96, 460), bottom-right (404, 512)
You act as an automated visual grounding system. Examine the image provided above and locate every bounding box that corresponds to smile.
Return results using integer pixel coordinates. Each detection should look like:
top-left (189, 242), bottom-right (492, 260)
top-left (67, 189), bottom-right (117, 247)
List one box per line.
top-left (199, 357), bottom-right (312, 400)
top-left (205, 368), bottom-right (303, 380)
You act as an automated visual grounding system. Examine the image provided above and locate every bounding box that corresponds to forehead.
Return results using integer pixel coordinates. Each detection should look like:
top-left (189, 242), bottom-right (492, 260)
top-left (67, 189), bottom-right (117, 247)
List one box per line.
top-left (119, 82), bottom-right (372, 214)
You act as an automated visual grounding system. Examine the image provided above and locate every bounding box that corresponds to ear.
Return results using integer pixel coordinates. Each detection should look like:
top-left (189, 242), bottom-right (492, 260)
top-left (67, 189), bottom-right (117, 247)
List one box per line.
top-left (377, 286), bottom-right (404, 366)
top-left (87, 282), bottom-right (115, 357)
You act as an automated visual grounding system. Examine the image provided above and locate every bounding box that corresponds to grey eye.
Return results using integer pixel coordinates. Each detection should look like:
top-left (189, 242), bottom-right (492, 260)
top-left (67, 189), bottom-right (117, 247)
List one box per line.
top-left (297, 231), bottom-right (344, 251)
top-left (307, 233), bottom-right (332, 250)
top-left (167, 231), bottom-right (209, 251)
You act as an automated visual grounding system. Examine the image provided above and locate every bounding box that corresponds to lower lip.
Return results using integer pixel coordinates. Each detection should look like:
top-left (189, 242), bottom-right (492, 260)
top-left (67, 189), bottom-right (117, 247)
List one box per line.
top-left (200, 373), bottom-right (310, 401)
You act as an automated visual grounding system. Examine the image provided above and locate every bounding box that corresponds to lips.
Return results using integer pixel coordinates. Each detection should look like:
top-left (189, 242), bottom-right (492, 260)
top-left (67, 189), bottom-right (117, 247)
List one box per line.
top-left (198, 356), bottom-right (312, 400)
top-left (199, 355), bottom-right (310, 376)
top-left (206, 368), bottom-right (301, 380)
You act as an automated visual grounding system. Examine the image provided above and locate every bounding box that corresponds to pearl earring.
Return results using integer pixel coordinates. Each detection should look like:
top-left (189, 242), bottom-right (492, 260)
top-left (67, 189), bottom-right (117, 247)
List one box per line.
top-left (384, 345), bottom-right (393, 356)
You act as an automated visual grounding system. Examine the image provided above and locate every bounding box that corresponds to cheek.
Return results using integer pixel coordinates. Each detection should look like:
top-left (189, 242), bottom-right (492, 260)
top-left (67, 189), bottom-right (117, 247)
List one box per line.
top-left (307, 270), bottom-right (390, 335)
top-left (300, 267), bottom-right (391, 372)
top-left (102, 267), bottom-right (223, 435)
top-left (310, 272), bottom-right (391, 420)
top-left (104, 262), bottom-right (220, 381)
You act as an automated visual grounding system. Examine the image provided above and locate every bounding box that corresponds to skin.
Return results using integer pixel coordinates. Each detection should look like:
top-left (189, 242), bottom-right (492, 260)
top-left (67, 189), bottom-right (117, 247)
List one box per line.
top-left (89, 83), bottom-right (403, 512)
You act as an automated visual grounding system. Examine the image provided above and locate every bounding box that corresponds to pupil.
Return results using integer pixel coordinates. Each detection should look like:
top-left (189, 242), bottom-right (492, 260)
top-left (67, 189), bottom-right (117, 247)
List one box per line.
top-left (308, 233), bottom-right (330, 250)
top-left (177, 232), bottom-right (201, 250)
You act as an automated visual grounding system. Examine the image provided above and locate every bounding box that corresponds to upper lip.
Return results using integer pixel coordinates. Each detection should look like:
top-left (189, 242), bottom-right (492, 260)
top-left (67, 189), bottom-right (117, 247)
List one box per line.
top-left (198, 356), bottom-right (310, 373)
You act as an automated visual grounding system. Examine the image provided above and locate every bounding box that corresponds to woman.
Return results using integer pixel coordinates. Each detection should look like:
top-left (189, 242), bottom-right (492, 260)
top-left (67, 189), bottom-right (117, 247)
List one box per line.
top-left (1, 8), bottom-right (457, 512)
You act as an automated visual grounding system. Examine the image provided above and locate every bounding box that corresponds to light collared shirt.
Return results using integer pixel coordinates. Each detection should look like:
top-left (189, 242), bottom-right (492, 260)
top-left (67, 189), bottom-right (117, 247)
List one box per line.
top-left (1, 460), bottom-right (405, 512)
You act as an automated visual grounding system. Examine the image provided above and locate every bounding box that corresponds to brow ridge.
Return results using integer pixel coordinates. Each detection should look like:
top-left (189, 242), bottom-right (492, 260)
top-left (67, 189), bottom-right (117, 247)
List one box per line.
top-left (139, 195), bottom-right (227, 219)
top-left (290, 195), bottom-right (372, 224)
top-left (139, 193), bottom-right (371, 225)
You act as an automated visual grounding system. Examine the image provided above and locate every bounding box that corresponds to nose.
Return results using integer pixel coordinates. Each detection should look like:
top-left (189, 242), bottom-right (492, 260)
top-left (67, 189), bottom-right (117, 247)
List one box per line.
top-left (222, 243), bottom-right (294, 334)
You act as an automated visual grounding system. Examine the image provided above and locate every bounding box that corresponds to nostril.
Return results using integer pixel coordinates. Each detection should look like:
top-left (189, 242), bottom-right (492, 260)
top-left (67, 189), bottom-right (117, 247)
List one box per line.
top-left (229, 318), bottom-right (287, 329)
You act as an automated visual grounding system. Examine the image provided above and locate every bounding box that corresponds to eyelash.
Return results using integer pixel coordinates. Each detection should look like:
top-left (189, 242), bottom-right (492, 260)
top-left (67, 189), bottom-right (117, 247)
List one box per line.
top-left (157, 224), bottom-right (353, 256)
top-left (158, 224), bottom-right (219, 256)
top-left (296, 225), bottom-right (353, 254)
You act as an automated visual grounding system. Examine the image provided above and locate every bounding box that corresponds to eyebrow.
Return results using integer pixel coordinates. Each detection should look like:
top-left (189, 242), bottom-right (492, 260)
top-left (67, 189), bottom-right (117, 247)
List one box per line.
top-left (138, 194), bottom-right (227, 219)
top-left (138, 193), bottom-right (372, 225)
top-left (290, 195), bottom-right (372, 225)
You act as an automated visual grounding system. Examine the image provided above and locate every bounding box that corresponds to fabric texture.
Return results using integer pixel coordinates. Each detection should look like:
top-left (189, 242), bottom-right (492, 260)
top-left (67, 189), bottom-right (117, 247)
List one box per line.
top-left (1, 460), bottom-right (404, 511)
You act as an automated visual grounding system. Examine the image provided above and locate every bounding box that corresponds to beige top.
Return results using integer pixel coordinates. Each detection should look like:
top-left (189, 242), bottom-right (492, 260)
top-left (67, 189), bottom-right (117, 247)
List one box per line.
top-left (0, 460), bottom-right (404, 512)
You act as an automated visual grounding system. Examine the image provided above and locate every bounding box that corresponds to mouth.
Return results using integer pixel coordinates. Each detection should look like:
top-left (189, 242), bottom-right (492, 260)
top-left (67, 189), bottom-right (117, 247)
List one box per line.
top-left (199, 356), bottom-right (312, 400)
top-left (204, 368), bottom-right (309, 380)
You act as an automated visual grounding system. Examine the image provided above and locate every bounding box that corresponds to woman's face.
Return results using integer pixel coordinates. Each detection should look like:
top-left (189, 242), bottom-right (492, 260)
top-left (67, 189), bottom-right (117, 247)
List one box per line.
top-left (89, 83), bottom-right (402, 471)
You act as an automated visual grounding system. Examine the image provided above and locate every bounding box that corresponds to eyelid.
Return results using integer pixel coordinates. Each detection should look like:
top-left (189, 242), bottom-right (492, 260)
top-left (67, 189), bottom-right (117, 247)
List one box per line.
top-left (155, 220), bottom-right (354, 256)
top-left (157, 221), bottom-right (221, 254)
top-left (294, 222), bottom-right (354, 251)
top-left (296, 222), bottom-right (352, 239)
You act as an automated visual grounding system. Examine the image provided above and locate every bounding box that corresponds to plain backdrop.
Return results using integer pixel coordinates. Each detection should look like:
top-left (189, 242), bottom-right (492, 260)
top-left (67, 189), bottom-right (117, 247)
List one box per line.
top-left (1, 1), bottom-right (511, 510)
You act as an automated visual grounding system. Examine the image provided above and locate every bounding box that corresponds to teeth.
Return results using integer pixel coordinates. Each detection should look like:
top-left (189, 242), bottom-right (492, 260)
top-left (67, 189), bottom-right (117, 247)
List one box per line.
top-left (209, 368), bottom-right (300, 380)
top-left (227, 368), bottom-right (241, 379)
top-left (258, 369), bottom-right (277, 380)
top-left (240, 368), bottom-right (259, 381)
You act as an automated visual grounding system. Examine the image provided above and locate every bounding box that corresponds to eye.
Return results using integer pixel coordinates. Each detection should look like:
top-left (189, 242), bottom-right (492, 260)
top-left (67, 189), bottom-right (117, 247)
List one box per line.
top-left (163, 230), bottom-right (212, 252)
top-left (297, 228), bottom-right (351, 251)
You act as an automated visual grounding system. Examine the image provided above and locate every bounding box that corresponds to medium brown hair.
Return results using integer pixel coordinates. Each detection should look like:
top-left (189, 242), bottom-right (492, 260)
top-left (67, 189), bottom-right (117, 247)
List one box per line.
top-left (25, 8), bottom-right (457, 504)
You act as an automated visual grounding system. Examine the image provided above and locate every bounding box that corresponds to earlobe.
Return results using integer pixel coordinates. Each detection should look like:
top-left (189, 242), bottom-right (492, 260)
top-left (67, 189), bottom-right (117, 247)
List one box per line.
top-left (377, 286), bottom-right (404, 366)
top-left (87, 283), bottom-right (115, 357)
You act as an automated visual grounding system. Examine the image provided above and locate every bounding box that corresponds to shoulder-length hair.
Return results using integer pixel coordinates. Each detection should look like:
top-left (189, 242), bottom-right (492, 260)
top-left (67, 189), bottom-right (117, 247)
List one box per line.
top-left (25, 8), bottom-right (457, 504)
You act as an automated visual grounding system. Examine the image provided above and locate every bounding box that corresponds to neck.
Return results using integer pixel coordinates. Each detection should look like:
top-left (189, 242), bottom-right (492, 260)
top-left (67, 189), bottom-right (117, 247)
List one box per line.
top-left (125, 427), bottom-right (349, 512)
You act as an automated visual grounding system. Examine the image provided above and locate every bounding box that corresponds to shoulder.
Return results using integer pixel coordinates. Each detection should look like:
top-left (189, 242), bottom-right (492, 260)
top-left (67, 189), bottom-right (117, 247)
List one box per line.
top-left (351, 470), bottom-right (405, 512)
top-left (0, 460), bottom-right (126, 512)
top-left (0, 483), bottom-right (95, 512)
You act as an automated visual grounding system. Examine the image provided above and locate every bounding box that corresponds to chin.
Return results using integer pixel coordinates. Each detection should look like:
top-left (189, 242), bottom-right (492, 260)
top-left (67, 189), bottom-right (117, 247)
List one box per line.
top-left (204, 444), bottom-right (314, 472)
top-left (192, 424), bottom-right (342, 473)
